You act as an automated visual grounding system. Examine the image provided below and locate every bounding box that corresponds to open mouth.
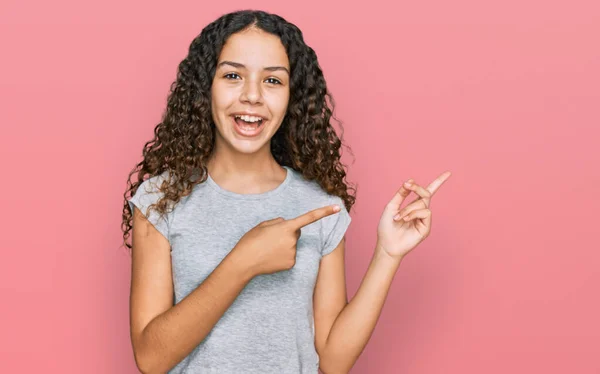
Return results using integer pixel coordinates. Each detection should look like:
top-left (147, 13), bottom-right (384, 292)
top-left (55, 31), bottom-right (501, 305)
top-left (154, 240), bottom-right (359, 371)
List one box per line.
top-left (231, 114), bottom-right (266, 137)
top-left (233, 114), bottom-right (264, 128)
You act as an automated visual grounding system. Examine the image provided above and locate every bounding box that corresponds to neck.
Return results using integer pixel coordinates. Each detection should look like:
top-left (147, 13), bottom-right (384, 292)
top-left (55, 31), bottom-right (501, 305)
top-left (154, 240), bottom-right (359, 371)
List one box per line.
top-left (205, 139), bottom-right (286, 194)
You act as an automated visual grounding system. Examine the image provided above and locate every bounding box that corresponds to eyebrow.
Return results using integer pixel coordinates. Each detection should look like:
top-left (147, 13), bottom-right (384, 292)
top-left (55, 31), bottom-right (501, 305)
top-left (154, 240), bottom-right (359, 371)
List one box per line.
top-left (217, 60), bottom-right (290, 75)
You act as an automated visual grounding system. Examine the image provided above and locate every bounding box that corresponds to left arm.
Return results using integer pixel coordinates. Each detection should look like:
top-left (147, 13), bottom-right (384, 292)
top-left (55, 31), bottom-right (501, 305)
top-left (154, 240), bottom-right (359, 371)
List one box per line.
top-left (314, 172), bottom-right (451, 373)
top-left (314, 238), bottom-right (403, 374)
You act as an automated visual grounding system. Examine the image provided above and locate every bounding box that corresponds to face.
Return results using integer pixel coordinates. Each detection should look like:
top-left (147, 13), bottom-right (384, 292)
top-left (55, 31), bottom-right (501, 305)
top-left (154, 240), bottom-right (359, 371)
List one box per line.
top-left (210, 27), bottom-right (290, 155)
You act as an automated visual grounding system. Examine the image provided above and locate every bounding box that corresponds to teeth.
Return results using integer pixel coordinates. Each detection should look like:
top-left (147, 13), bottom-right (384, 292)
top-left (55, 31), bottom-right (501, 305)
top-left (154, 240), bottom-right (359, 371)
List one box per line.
top-left (235, 114), bottom-right (263, 123)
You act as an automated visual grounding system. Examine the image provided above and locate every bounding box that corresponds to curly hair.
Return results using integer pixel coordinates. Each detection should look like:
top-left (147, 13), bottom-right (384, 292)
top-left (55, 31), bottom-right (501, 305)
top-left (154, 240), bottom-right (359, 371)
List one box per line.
top-left (121, 9), bottom-right (356, 252)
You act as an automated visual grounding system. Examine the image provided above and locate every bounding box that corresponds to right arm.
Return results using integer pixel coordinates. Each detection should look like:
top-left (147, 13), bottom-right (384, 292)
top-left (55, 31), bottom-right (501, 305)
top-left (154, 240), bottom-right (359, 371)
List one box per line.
top-left (130, 203), bottom-right (340, 374)
top-left (129, 206), bottom-right (254, 374)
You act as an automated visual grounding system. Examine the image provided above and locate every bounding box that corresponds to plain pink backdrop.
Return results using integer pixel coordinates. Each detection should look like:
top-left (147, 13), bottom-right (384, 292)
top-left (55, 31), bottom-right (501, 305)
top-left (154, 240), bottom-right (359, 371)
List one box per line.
top-left (1, 0), bottom-right (598, 372)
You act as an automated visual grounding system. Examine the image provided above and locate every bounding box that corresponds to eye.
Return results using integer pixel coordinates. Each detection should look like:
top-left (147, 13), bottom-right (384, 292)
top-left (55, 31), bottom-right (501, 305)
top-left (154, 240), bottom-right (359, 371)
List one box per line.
top-left (265, 77), bottom-right (282, 85)
top-left (224, 73), bottom-right (240, 80)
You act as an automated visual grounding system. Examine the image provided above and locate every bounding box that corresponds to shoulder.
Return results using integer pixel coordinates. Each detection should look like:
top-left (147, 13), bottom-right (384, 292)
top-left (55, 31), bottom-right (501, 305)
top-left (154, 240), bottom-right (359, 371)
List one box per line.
top-left (128, 170), bottom-right (175, 218)
top-left (128, 170), bottom-right (174, 241)
top-left (286, 169), bottom-right (352, 257)
top-left (135, 170), bottom-right (172, 194)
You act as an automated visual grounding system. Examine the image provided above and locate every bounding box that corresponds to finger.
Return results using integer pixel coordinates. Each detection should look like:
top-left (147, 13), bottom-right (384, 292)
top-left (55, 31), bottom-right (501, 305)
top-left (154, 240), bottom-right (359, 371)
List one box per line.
top-left (260, 217), bottom-right (285, 227)
top-left (426, 171), bottom-right (452, 195)
top-left (388, 178), bottom-right (415, 208)
top-left (393, 199), bottom-right (427, 221)
top-left (402, 208), bottom-right (431, 222)
top-left (286, 204), bottom-right (340, 230)
top-left (403, 181), bottom-right (432, 207)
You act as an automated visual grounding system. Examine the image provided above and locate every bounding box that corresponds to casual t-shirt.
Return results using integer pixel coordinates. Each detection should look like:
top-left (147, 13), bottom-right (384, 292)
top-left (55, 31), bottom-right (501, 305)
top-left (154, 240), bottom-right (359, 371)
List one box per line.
top-left (127, 165), bottom-right (352, 374)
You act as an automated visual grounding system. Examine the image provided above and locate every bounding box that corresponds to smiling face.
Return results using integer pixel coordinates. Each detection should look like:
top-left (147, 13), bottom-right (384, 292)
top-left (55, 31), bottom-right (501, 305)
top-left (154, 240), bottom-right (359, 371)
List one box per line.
top-left (210, 27), bottom-right (290, 155)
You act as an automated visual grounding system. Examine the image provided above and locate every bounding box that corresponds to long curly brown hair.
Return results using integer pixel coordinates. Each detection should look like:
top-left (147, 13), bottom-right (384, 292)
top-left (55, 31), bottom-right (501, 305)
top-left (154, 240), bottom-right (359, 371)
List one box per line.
top-left (121, 9), bottom-right (357, 252)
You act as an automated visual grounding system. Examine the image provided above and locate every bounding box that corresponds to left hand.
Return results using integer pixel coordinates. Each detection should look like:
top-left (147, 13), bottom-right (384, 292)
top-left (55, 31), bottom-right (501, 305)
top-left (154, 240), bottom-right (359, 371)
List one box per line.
top-left (376, 171), bottom-right (452, 259)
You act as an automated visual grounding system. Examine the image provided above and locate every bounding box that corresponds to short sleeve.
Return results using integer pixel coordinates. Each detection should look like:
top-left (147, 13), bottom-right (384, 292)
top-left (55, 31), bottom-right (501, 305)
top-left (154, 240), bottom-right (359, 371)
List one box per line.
top-left (127, 173), bottom-right (171, 242)
top-left (320, 195), bottom-right (352, 257)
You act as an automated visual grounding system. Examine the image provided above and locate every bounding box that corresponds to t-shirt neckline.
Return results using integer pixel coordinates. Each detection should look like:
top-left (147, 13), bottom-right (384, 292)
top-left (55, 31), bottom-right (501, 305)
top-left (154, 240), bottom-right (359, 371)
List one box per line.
top-left (206, 165), bottom-right (292, 200)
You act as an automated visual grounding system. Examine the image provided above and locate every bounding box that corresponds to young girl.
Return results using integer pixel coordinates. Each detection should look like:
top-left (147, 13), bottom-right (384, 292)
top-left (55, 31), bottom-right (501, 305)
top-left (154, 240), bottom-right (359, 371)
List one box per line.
top-left (121, 9), bottom-right (450, 374)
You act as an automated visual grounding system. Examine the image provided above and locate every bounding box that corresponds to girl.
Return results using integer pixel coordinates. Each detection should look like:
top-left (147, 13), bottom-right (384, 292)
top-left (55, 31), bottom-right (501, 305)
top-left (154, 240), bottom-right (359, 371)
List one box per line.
top-left (121, 9), bottom-right (450, 374)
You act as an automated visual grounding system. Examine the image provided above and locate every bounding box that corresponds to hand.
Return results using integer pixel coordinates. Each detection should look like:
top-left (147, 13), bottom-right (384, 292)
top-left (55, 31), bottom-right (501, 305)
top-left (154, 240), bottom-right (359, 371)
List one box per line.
top-left (233, 204), bottom-right (341, 277)
top-left (376, 171), bottom-right (452, 259)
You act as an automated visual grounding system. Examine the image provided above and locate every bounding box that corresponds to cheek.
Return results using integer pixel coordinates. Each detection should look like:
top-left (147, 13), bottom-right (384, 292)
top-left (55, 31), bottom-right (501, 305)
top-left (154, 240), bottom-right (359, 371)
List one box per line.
top-left (210, 89), bottom-right (228, 128)
top-left (211, 83), bottom-right (236, 112)
top-left (266, 90), bottom-right (290, 117)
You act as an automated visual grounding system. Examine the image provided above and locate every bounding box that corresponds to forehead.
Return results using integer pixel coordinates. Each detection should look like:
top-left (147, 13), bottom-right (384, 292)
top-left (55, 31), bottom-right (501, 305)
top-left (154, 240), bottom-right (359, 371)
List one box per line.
top-left (218, 28), bottom-right (289, 69)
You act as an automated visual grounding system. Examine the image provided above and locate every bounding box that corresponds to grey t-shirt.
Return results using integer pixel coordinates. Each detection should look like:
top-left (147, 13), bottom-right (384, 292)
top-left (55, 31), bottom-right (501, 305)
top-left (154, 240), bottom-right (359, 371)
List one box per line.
top-left (128, 165), bottom-right (352, 373)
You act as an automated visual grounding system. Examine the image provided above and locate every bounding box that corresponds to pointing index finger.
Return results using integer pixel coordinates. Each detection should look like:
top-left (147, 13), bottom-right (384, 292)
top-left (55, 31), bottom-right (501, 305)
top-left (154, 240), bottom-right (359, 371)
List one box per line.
top-left (427, 171), bottom-right (452, 195)
top-left (286, 205), bottom-right (341, 230)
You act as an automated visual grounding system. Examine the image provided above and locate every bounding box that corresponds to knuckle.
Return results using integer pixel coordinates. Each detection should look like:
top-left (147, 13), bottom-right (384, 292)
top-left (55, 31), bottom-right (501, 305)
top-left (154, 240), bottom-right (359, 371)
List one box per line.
top-left (286, 235), bottom-right (297, 246)
top-left (283, 221), bottom-right (295, 231)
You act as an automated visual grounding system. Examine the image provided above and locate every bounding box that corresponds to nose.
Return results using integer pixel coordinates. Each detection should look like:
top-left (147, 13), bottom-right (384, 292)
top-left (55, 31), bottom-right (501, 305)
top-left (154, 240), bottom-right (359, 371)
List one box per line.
top-left (240, 79), bottom-right (263, 104)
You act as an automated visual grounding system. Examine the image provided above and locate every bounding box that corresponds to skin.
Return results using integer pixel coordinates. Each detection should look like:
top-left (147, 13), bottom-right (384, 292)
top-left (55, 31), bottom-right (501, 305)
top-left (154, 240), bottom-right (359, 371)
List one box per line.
top-left (316, 171), bottom-right (451, 373)
top-left (207, 26), bottom-right (291, 193)
top-left (129, 27), bottom-right (339, 373)
top-left (129, 203), bottom-right (339, 374)
top-left (129, 24), bottom-right (453, 374)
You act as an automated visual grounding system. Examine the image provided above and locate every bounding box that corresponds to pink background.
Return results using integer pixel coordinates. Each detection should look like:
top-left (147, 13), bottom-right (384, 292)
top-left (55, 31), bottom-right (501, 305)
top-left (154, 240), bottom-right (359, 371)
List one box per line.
top-left (1, 0), bottom-right (599, 372)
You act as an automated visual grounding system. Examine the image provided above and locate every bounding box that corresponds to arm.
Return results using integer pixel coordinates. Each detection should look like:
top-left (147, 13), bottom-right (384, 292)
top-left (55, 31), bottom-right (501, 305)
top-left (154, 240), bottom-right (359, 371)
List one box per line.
top-left (129, 207), bottom-right (253, 374)
top-left (314, 239), bottom-right (403, 374)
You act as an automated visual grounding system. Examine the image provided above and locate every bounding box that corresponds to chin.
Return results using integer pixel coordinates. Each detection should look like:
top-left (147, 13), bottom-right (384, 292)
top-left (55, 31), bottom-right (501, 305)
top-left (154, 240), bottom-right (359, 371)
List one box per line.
top-left (231, 143), bottom-right (263, 154)
top-left (226, 132), bottom-right (271, 154)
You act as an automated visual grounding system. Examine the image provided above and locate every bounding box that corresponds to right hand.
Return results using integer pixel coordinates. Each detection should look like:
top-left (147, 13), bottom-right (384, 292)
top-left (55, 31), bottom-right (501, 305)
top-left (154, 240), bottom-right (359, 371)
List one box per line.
top-left (232, 204), bottom-right (341, 277)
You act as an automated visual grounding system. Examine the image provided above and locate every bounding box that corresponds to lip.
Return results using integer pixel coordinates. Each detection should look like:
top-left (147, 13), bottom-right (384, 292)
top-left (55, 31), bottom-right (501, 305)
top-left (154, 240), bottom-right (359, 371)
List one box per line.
top-left (231, 115), bottom-right (266, 138)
